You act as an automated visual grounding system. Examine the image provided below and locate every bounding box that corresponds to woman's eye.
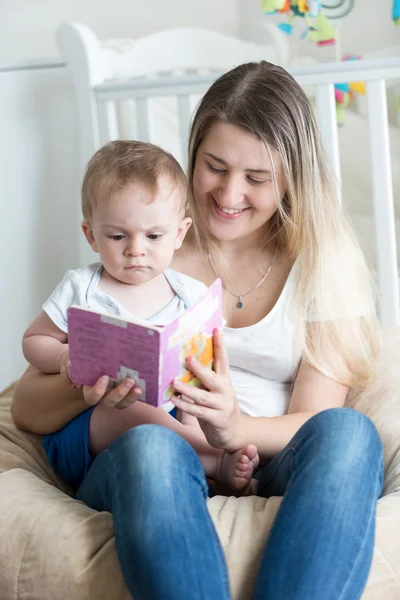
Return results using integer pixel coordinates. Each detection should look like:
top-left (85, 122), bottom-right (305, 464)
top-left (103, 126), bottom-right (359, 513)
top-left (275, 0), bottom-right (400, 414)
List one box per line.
top-left (247, 176), bottom-right (267, 185)
top-left (147, 233), bottom-right (163, 241)
top-left (208, 163), bottom-right (226, 174)
top-left (109, 234), bottom-right (125, 241)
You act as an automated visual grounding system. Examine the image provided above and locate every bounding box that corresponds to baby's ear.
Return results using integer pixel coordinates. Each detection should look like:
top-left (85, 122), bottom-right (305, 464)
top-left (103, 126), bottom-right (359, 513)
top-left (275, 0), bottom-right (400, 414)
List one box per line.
top-left (175, 217), bottom-right (192, 250)
top-left (81, 221), bottom-right (99, 253)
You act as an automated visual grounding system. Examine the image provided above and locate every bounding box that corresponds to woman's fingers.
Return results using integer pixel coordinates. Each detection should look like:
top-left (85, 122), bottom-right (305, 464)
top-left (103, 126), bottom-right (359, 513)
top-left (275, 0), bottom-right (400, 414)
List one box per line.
top-left (213, 328), bottom-right (230, 379)
top-left (171, 393), bottom-right (217, 422)
top-left (183, 357), bottom-right (224, 394)
top-left (173, 378), bottom-right (218, 408)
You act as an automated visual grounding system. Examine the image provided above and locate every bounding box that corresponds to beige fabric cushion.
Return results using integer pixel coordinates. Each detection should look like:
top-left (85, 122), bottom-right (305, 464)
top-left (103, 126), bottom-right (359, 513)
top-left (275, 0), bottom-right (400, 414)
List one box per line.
top-left (1, 328), bottom-right (400, 599)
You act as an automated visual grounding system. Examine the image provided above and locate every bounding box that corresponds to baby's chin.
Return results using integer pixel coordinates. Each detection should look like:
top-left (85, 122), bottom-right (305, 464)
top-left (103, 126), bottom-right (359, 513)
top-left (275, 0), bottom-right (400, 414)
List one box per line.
top-left (112, 266), bottom-right (154, 286)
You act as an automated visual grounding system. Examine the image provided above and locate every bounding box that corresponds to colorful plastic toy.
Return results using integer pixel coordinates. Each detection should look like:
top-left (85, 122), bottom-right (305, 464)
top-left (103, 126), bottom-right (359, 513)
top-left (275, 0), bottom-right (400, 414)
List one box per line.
top-left (260, 1), bottom-right (336, 46)
top-left (334, 54), bottom-right (366, 124)
top-left (393, 0), bottom-right (400, 25)
top-left (306, 13), bottom-right (336, 46)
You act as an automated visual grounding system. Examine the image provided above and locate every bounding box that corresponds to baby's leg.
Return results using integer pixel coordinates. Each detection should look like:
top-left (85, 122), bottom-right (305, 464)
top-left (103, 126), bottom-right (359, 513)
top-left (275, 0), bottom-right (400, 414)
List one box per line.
top-left (90, 403), bottom-right (259, 494)
top-left (89, 401), bottom-right (220, 468)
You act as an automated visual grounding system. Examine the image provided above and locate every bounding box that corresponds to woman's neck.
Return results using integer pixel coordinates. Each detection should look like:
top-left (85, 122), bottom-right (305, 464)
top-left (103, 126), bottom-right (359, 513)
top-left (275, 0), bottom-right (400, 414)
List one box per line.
top-left (213, 227), bottom-right (273, 261)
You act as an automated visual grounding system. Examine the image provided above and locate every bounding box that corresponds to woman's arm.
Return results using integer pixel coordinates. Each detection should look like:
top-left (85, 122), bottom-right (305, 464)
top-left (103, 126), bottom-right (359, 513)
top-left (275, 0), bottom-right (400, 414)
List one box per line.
top-left (11, 365), bottom-right (88, 434)
top-left (12, 366), bottom-right (143, 435)
top-left (233, 360), bottom-right (349, 460)
top-left (172, 331), bottom-right (349, 462)
top-left (22, 311), bottom-right (68, 374)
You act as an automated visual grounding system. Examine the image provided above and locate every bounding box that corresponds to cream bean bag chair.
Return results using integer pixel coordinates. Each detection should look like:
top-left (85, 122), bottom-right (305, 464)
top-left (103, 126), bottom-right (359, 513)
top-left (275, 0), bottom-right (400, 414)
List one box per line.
top-left (1, 329), bottom-right (400, 599)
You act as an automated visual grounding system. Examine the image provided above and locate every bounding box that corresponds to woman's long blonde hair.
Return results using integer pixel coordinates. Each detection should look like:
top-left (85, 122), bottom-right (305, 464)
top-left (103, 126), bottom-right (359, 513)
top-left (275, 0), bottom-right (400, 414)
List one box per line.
top-left (188, 61), bottom-right (380, 392)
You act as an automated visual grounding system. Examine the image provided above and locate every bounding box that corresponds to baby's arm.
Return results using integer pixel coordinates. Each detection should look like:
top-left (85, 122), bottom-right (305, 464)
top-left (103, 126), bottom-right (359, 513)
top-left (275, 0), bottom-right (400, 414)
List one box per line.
top-left (23, 311), bottom-right (68, 375)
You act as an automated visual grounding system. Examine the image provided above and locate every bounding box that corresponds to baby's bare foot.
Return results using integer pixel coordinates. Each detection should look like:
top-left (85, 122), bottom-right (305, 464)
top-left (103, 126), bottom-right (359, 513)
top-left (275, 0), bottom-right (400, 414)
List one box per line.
top-left (217, 444), bottom-right (259, 495)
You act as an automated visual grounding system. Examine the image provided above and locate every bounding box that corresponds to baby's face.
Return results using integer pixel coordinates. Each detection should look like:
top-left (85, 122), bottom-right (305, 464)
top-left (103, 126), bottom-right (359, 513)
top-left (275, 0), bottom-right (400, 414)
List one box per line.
top-left (83, 176), bottom-right (190, 286)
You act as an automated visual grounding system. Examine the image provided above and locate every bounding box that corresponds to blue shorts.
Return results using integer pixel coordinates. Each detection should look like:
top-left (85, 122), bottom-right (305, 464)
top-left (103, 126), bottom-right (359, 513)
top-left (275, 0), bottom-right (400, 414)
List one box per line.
top-left (42, 405), bottom-right (177, 488)
top-left (42, 406), bottom-right (96, 488)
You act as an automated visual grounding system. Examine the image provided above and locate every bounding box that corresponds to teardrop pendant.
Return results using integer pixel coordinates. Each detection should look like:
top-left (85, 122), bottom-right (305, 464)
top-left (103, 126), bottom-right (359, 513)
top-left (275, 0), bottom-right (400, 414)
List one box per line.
top-left (237, 296), bottom-right (243, 309)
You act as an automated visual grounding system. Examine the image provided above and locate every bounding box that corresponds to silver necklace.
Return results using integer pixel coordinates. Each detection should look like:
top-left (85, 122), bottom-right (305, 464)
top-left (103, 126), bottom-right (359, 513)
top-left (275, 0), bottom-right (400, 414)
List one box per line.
top-left (208, 250), bottom-right (276, 309)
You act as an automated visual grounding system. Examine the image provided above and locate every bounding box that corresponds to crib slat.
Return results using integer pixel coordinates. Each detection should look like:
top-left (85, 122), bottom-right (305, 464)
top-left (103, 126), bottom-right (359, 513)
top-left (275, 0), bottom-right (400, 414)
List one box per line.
top-left (105, 102), bottom-right (119, 141)
top-left (367, 79), bottom-right (399, 326)
top-left (136, 98), bottom-right (150, 142)
top-left (315, 83), bottom-right (341, 201)
top-left (97, 101), bottom-right (109, 146)
top-left (97, 101), bottom-right (119, 146)
top-left (177, 94), bottom-right (192, 169)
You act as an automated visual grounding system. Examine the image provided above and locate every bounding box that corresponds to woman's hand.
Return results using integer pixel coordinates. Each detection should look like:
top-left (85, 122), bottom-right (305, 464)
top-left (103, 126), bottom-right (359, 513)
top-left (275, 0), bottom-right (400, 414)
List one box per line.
top-left (172, 329), bottom-right (243, 452)
top-left (83, 376), bottom-right (142, 410)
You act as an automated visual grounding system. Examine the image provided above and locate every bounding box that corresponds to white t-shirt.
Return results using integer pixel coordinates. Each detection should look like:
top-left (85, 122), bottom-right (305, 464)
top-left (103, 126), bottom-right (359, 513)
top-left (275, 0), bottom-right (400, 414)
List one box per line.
top-left (224, 263), bottom-right (301, 418)
top-left (224, 258), bottom-right (369, 418)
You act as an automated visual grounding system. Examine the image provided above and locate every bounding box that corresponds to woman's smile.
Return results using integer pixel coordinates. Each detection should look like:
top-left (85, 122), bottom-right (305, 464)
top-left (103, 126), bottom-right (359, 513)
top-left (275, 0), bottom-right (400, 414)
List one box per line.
top-left (213, 197), bottom-right (250, 220)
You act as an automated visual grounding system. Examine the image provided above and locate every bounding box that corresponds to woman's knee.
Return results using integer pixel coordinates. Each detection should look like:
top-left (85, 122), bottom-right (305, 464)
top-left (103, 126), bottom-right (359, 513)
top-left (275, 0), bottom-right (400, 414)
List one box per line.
top-left (107, 424), bottom-right (204, 480)
top-left (300, 408), bottom-right (383, 480)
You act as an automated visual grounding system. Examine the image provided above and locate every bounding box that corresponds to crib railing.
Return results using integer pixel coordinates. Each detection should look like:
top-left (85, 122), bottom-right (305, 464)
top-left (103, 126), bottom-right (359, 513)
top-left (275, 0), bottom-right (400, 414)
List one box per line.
top-left (88, 57), bottom-right (400, 327)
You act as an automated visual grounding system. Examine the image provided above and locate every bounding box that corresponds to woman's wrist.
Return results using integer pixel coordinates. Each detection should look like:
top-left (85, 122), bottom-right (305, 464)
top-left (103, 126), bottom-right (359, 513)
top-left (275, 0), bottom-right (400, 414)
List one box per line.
top-left (222, 413), bottom-right (248, 453)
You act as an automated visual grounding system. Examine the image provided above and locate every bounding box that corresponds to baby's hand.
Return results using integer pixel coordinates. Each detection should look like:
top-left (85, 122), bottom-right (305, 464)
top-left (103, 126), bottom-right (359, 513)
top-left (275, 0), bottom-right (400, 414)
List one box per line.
top-left (83, 376), bottom-right (142, 409)
top-left (58, 346), bottom-right (81, 388)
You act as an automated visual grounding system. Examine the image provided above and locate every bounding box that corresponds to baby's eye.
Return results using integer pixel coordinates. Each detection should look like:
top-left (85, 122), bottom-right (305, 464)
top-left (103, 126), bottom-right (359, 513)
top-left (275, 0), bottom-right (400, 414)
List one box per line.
top-left (147, 233), bottom-right (163, 241)
top-left (109, 234), bottom-right (125, 241)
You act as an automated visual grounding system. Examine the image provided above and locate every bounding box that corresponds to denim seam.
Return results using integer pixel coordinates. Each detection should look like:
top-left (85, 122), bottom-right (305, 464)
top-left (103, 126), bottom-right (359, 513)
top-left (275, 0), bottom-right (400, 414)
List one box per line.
top-left (257, 445), bottom-right (296, 496)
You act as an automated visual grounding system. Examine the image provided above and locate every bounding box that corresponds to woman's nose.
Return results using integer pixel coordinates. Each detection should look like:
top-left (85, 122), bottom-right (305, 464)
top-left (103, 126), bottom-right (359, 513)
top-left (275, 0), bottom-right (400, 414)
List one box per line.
top-left (217, 178), bottom-right (244, 209)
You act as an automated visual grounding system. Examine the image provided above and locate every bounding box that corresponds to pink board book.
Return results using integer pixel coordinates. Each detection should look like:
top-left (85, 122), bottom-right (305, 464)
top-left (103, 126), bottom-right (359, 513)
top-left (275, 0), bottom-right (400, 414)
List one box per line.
top-left (67, 279), bottom-right (222, 408)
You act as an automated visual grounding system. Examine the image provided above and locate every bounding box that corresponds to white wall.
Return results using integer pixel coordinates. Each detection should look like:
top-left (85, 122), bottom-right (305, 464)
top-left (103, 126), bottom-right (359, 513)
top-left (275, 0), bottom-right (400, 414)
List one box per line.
top-left (0, 66), bottom-right (80, 389)
top-left (0, 0), bottom-right (240, 63)
top-left (239, 0), bottom-right (400, 61)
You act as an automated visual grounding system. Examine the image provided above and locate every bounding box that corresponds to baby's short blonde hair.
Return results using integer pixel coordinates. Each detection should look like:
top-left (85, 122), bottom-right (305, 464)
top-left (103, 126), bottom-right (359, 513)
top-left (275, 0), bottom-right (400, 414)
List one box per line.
top-left (82, 140), bottom-right (187, 221)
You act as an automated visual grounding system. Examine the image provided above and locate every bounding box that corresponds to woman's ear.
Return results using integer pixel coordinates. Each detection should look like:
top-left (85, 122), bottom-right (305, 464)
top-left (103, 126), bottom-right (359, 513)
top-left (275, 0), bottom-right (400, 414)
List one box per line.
top-left (81, 221), bottom-right (99, 253)
top-left (175, 217), bottom-right (192, 250)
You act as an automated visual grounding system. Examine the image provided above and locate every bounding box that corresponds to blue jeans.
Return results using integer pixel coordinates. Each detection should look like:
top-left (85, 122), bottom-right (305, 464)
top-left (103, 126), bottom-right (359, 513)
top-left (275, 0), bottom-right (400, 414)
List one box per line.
top-left (76, 408), bottom-right (384, 600)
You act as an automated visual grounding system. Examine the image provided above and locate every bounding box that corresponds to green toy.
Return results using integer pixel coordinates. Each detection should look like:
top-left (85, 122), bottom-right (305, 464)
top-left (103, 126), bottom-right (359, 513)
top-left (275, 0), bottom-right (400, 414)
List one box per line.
top-left (394, 0), bottom-right (400, 25)
top-left (260, 1), bottom-right (336, 45)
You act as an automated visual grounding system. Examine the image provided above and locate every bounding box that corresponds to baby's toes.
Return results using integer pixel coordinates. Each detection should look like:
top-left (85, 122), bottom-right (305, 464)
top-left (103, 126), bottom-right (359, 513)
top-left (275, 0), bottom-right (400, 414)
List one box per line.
top-left (238, 453), bottom-right (250, 467)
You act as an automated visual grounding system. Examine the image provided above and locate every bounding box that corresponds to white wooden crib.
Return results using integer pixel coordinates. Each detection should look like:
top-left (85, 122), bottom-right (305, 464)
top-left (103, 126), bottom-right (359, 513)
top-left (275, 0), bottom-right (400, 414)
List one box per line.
top-left (57, 22), bottom-right (400, 327)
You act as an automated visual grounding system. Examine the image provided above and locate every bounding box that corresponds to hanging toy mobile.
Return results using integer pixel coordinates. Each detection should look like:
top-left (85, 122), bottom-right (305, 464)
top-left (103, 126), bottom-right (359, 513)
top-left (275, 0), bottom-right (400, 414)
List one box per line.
top-left (260, 1), bottom-right (336, 46)
top-left (393, 0), bottom-right (400, 25)
top-left (334, 54), bottom-right (366, 125)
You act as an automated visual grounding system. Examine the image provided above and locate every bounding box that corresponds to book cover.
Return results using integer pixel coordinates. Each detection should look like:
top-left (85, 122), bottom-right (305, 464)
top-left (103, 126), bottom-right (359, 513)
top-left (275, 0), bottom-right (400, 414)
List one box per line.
top-left (67, 278), bottom-right (222, 407)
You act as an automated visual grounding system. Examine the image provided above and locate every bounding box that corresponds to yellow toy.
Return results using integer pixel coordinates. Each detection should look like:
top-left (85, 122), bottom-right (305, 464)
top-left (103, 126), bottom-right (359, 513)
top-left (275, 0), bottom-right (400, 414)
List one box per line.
top-left (335, 54), bottom-right (366, 124)
top-left (260, 0), bottom-right (336, 45)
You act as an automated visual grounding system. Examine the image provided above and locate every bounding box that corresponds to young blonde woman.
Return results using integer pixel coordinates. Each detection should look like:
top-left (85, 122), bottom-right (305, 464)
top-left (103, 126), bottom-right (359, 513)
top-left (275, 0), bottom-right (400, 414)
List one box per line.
top-left (12, 61), bottom-right (383, 600)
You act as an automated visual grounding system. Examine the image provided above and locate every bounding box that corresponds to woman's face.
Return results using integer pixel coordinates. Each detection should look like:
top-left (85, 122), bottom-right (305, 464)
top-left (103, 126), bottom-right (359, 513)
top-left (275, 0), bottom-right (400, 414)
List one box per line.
top-left (192, 121), bottom-right (286, 243)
